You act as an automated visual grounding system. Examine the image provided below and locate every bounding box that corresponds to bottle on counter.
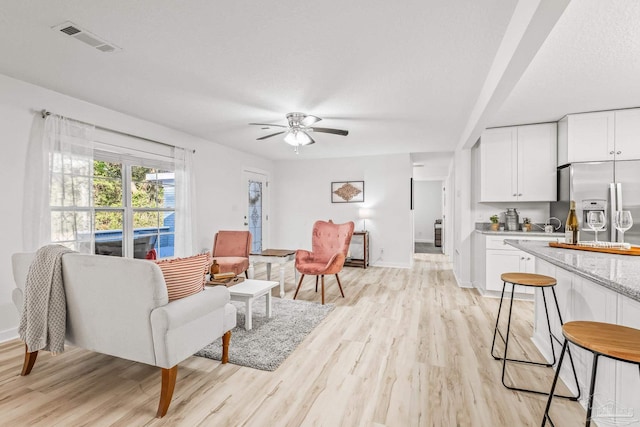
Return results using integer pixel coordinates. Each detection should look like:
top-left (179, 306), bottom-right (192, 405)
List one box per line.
top-left (565, 200), bottom-right (579, 244)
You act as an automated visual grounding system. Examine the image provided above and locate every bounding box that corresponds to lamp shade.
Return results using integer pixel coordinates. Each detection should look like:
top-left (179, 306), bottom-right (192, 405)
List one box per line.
top-left (359, 208), bottom-right (372, 219)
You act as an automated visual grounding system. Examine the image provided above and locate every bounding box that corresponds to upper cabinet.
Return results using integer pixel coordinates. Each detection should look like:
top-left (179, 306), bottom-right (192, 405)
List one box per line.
top-left (614, 109), bottom-right (640, 161)
top-left (558, 108), bottom-right (640, 165)
top-left (480, 123), bottom-right (557, 202)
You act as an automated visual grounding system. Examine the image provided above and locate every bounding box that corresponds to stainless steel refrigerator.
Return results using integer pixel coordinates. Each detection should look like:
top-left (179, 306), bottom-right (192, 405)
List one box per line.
top-left (550, 160), bottom-right (640, 245)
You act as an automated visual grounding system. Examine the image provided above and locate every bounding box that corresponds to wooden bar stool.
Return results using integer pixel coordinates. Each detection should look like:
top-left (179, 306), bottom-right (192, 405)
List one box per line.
top-left (491, 272), bottom-right (580, 399)
top-left (542, 321), bottom-right (640, 426)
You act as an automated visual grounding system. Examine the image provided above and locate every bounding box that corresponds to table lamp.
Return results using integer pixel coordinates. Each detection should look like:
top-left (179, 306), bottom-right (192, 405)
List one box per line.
top-left (359, 208), bottom-right (372, 231)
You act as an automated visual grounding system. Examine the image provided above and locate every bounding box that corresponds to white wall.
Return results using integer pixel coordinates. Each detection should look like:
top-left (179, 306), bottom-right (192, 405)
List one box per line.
top-left (452, 149), bottom-right (473, 287)
top-left (0, 73), bottom-right (274, 339)
top-left (272, 154), bottom-right (413, 268)
top-left (414, 181), bottom-right (442, 243)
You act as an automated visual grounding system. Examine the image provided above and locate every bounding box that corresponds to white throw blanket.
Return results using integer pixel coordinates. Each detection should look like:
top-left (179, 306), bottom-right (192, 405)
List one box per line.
top-left (18, 245), bottom-right (75, 353)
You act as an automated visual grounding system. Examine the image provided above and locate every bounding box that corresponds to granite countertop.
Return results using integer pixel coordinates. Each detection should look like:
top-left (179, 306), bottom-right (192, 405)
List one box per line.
top-left (505, 239), bottom-right (640, 302)
top-left (476, 229), bottom-right (565, 238)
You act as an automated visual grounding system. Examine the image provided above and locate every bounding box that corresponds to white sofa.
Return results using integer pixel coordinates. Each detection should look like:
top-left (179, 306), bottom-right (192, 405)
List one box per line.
top-left (12, 252), bottom-right (237, 418)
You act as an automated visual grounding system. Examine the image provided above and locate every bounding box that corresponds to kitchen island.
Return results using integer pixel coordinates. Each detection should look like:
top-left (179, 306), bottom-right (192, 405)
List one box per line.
top-left (506, 239), bottom-right (640, 425)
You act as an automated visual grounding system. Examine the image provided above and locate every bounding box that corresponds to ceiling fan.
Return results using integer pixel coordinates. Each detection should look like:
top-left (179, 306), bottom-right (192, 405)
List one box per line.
top-left (249, 112), bottom-right (349, 153)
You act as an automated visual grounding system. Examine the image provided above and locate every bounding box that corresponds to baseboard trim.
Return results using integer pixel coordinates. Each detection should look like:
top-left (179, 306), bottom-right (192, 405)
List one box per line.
top-left (370, 261), bottom-right (411, 269)
top-left (414, 239), bottom-right (434, 244)
top-left (0, 327), bottom-right (18, 343)
top-left (453, 271), bottom-right (473, 288)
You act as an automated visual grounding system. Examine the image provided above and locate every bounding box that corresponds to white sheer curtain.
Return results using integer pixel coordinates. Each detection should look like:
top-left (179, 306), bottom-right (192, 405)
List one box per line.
top-left (173, 147), bottom-right (196, 257)
top-left (23, 114), bottom-right (95, 252)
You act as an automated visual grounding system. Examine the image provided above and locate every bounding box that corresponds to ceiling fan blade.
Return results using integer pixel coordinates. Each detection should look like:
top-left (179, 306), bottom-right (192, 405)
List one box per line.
top-left (304, 134), bottom-right (316, 145)
top-left (310, 127), bottom-right (349, 136)
top-left (301, 115), bottom-right (322, 127)
top-left (249, 123), bottom-right (288, 128)
top-left (257, 131), bottom-right (286, 140)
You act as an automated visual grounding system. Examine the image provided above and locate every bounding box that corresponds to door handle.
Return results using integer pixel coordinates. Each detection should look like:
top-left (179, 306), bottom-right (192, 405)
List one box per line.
top-left (244, 222), bottom-right (248, 226)
top-left (609, 151), bottom-right (614, 155)
top-left (617, 151), bottom-right (622, 155)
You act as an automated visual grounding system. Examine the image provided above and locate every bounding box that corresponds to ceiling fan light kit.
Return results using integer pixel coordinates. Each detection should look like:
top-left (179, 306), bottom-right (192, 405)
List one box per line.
top-left (284, 129), bottom-right (314, 146)
top-left (250, 112), bottom-right (348, 153)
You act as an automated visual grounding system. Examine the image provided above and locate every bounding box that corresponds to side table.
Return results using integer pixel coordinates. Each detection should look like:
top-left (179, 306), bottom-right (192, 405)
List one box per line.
top-left (248, 249), bottom-right (298, 298)
top-left (344, 231), bottom-right (369, 268)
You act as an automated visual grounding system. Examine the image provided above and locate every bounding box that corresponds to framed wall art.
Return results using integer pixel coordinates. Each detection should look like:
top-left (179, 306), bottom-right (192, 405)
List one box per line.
top-left (331, 181), bottom-right (365, 203)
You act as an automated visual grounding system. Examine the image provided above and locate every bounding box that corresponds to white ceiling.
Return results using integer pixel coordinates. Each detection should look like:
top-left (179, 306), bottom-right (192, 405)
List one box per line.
top-left (0, 1), bottom-right (638, 161)
top-left (491, 0), bottom-right (640, 128)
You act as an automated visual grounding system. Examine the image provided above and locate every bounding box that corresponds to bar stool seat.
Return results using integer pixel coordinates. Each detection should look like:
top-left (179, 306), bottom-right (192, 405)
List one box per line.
top-left (501, 272), bottom-right (557, 287)
top-left (491, 271), bottom-right (580, 400)
top-left (543, 321), bottom-right (640, 426)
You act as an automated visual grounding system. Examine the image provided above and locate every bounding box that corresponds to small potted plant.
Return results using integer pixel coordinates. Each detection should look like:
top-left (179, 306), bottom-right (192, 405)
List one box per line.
top-left (490, 214), bottom-right (500, 231)
top-left (522, 217), bottom-right (532, 232)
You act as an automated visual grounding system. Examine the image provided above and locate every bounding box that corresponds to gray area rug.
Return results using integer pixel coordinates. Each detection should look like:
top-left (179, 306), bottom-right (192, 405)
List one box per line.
top-left (195, 297), bottom-right (334, 371)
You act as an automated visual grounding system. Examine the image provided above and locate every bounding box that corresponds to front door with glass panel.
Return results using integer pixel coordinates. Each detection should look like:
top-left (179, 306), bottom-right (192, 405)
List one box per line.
top-left (244, 170), bottom-right (268, 254)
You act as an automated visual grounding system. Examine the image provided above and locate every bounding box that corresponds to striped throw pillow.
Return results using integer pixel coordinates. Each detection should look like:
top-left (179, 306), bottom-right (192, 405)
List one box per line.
top-left (156, 253), bottom-right (212, 301)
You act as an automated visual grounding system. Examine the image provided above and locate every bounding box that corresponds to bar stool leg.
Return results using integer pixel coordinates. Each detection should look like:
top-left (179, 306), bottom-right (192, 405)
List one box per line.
top-left (490, 281), bottom-right (508, 360)
top-left (501, 286), bottom-right (517, 389)
top-left (550, 288), bottom-right (581, 401)
top-left (540, 289), bottom-right (556, 366)
top-left (541, 340), bottom-right (569, 427)
top-left (585, 355), bottom-right (600, 427)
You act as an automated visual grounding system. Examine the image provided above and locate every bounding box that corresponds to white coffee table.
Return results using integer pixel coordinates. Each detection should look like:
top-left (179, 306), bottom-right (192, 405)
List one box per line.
top-left (227, 279), bottom-right (279, 331)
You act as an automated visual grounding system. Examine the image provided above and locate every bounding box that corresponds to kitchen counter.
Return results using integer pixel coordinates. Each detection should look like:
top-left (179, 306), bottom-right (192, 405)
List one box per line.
top-left (505, 239), bottom-right (640, 302)
top-left (477, 230), bottom-right (564, 238)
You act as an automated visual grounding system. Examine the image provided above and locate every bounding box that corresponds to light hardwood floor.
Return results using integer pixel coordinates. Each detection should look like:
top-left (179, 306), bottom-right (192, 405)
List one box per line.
top-left (0, 254), bottom-right (588, 426)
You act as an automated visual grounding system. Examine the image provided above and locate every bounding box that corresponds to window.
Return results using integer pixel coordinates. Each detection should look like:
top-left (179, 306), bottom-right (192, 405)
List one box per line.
top-left (27, 115), bottom-right (193, 258)
top-left (50, 152), bottom-right (176, 259)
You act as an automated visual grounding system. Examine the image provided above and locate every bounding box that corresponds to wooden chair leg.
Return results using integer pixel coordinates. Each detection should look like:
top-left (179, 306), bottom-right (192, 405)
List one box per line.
top-left (293, 274), bottom-right (305, 300)
top-left (156, 366), bottom-right (178, 418)
top-left (315, 276), bottom-right (319, 292)
top-left (335, 274), bottom-right (345, 298)
top-left (222, 331), bottom-right (231, 364)
top-left (21, 345), bottom-right (38, 376)
top-left (321, 275), bottom-right (325, 305)
top-left (245, 270), bottom-right (249, 278)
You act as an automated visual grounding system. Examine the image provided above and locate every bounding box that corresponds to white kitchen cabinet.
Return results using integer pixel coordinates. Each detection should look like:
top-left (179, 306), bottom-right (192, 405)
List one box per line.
top-left (485, 249), bottom-right (532, 293)
top-left (480, 123), bottom-right (557, 202)
top-left (558, 108), bottom-right (640, 165)
top-left (480, 127), bottom-right (516, 202)
top-left (484, 236), bottom-right (538, 294)
top-left (614, 108), bottom-right (640, 161)
top-left (478, 235), bottom-right (562, 296)
top-left (561, 111), bottom-right (615, 164)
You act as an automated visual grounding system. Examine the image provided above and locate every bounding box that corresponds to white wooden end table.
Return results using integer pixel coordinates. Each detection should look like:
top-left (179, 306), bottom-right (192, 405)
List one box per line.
top-left (248, 249), bottom-right (298, 298)
top-left (227, 279), bottom-right (279, 331)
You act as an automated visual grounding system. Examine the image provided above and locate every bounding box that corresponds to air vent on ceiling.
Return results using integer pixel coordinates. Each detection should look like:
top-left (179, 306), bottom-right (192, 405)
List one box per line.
top-left (52, 21), bottom-right (121, 53)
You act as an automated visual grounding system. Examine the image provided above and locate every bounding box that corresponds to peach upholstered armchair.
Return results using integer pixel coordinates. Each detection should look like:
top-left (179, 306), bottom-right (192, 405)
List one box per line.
top-left (294, 220), bottom-right (355, 304)
top-left (212, 231), bottom-right (252, 277)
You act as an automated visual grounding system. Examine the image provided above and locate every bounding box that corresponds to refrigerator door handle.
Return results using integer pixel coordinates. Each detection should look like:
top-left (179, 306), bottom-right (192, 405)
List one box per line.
top-left (616, 182), bottom-right (623, 242)
top-left (616, 182), bottom-right (623, 211)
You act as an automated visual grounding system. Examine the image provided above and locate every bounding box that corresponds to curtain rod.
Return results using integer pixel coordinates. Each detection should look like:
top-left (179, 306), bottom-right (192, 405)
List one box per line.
top-left (41, 110), bottom-right (196, 153)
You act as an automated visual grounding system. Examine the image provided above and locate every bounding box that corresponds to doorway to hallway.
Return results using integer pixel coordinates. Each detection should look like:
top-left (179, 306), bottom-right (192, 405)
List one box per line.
top-left (413, 180), bottom-right (443, 254)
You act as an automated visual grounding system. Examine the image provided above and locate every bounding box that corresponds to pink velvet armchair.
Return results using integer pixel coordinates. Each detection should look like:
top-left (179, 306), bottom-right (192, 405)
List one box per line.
top-left (212, 231), bottom-right (252, 277)
top-left (294, 220), bottom-right (355, 304)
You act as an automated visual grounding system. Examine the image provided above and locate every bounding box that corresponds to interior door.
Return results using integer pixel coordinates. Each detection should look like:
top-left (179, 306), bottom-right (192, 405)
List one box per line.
top-left (243, 170), bottom-right (269, 253)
